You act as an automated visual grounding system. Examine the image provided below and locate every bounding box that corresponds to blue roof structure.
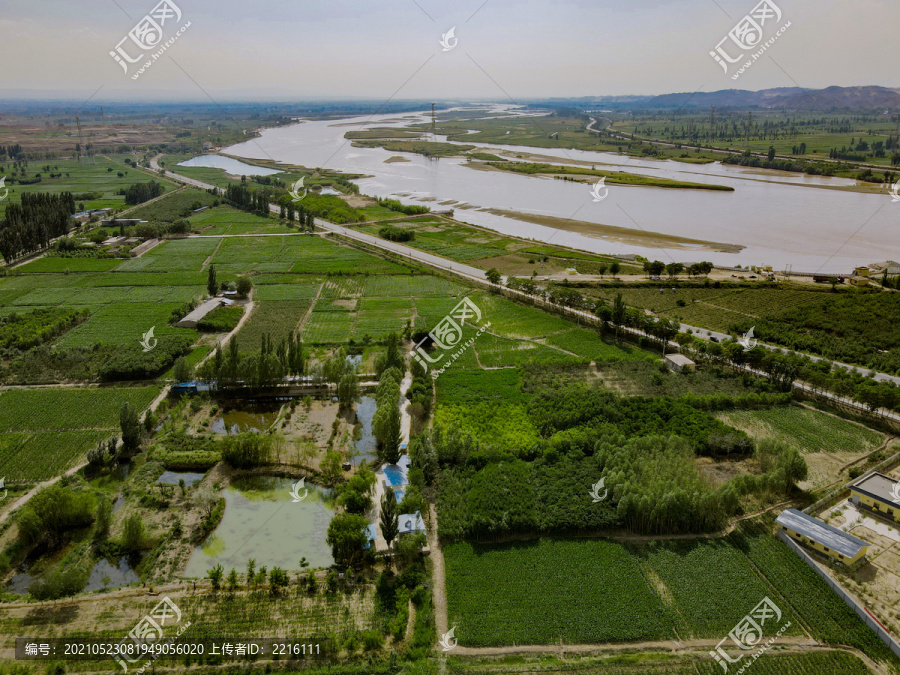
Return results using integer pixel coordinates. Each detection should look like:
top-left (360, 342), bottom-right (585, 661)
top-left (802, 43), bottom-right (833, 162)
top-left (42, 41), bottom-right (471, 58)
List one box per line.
top-left (398, 511), bottom-right (426, 535)
top-left (362, 524), bottom-right (378, 550)
top-left (776, 508), bottom-right (868, 559)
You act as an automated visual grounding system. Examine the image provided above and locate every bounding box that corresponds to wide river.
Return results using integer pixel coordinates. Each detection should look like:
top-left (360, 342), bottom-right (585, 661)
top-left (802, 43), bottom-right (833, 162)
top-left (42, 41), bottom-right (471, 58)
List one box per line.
top-left (225, 106), bottom-right (899, 272)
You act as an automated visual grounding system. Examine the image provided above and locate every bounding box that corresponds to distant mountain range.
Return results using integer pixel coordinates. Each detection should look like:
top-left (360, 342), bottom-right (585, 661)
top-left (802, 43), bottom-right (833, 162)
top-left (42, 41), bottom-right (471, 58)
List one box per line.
top-left (535, 86), bottom-right (900, 112)
top-left (627, 86), bottom-right (900, 111)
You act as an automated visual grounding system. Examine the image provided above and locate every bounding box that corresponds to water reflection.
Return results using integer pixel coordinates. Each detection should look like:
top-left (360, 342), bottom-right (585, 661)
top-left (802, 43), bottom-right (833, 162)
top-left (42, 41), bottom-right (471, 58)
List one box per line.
top-left (184, 475), bottom-right (335, 577)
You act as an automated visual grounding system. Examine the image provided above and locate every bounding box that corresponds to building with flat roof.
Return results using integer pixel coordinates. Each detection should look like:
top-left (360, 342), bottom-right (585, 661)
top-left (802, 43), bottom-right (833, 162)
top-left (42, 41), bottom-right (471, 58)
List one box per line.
top-left (665, 353), bottom-right (696, 373)
top-left (850, 471), bottom-right (900, 522)
top-left (776, 508), bottom-right (869, 568)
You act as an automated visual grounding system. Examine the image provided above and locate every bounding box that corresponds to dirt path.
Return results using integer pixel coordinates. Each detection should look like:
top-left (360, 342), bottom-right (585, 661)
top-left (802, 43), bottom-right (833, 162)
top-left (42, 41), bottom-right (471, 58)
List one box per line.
top-left (428, 503), bottom-right (449, 640)
top-left (201, 237), bottom-right (225, 270)
top-left (296, 281), bottom-right (324, 334)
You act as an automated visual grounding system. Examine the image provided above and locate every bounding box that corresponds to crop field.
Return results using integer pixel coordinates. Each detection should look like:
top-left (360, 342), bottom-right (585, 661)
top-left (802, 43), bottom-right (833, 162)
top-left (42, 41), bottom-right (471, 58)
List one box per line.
top-left (472, 293), bottom-right (574, 339)
top-left (13, 257), bottom-right (123, 273)
top-left (254, 282), bottom-right (322, 302)
top-left (474, 333), bottom-right (571, 368)
top-left (447, 651), bottom-right (871, 675)
top-left (634, 539), bottom-right (802, 638)
top-left (545, 328), bottom-right (652, 363)
top-left (126, 187), bottom-right (218, 222)
top-left (730, 522), bottom-right (896, 661)
top-left (0, 430), bottom-right (110, 481)
top-left (190, 207), bottom-right (289, 235)
top-left (55, 302), bottom-right (196, 348)
top-left (444, 539), bottom-right (672, 645)
top-left (362, 274), bottom-right (464, 298)
top-left (281, 236), bottom-right (412, 275)
top-left (435, 368), bottom-right (528, 406)
top-left (0, 386), bottom-right (159, 480)
top-left (118, 237), bottom-right (221, 272)
top-left (0, 387), bottom-right (159, 432)
top-left (445, 524), bottom-right (897, 661)
top-left (303, 309), bottom-right (355, 344)
top-left (716, 405), bottom-right (883, 454)
top-left (174, 588), bottom-right (378, 638)
top-left (0, 155), bottom-right (176, 217)
top-left (237, 300), bottom-right (309, 351)
top-left (319, 276), bottom-right (365, 299)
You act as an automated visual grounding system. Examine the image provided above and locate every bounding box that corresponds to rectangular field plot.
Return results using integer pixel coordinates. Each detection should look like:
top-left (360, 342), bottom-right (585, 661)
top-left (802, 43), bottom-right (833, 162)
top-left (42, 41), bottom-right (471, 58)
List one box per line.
top-left (634, 539), bottom-right (802, 639)
top-left (474, 334), bottom-right (572, 368)
top-left (545, 328), bottom-right (651, 363)
top-left (303, 310), bottom-right (354, 344)
top-left (254, 283), bottom-right (321, 302)
top-left (279, 237), bottom-right (411, 275)
top-left (80, 272), bottom-right (209, 287)
top-left (474, 294), bottom-right (574, 339)
top-left (55, 303), bottom-right (195, 348)
top-left (236, 300), bottom-right (309, 351)
top-left (444, 539), bottom-right (672, 646)
top-left (191, 209), bottom-right (288, 236)
top-left (0, 430), bottom-right (110, 481)
top-left (319, 277), bottom-right (365, 299)
top-left (117, 238), bottom-right (220, 272)
top-left (362, 275), bottom-right (465, 297)
top-left (716, 405), bottom-right (883, 455)
top-left (0, 387), bottom-right (158, 433)
top-left (444, 536), bottom-right (810, 648)
top-left (13, 258), bottom-right (124, 274)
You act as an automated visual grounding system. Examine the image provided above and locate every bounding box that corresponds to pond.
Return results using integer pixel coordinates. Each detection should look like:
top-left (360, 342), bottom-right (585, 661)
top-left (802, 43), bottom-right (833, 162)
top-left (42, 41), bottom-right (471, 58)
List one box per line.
top-left (177, 154), bottom-right (282, 176)
top-left (352, 396), bottom-right (377, 465)
top-left (157, 471), bottom-right (205, 487)
top-left (183, 475), bottom-right (335, 578)
top-left (212, 405), bottom-right (280, 435)
top-left (6, 567), bottom-right (32, 594)
top-left (84, 556), bottom-right (139, 592)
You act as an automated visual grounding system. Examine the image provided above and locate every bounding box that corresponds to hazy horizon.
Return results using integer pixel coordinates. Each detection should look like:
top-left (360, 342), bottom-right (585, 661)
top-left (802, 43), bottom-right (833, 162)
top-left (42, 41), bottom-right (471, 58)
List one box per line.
top-left (1, 0), bottom-right (897, 103)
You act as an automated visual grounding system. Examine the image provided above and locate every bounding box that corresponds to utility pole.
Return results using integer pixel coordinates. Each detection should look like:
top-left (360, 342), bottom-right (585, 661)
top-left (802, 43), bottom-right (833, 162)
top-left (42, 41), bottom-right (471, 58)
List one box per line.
top-left (431, 103), bottom-right (436, 140)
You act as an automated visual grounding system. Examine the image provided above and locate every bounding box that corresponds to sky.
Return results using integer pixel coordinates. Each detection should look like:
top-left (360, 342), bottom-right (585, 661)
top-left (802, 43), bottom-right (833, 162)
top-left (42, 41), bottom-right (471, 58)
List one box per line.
top-left (0, 0), bottom-right (897, 102)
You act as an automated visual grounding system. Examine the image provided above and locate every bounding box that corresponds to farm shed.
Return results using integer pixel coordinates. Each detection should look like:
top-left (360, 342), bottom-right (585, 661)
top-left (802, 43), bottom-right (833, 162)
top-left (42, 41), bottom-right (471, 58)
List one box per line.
top-left (664, 353), bottom-right (695, 373)
top-left (175, 298), bottom-right (226, 328)
top-left (850, 471), bottom-right (900, 522)
top-left (776, 508), bottom-right (868, 569)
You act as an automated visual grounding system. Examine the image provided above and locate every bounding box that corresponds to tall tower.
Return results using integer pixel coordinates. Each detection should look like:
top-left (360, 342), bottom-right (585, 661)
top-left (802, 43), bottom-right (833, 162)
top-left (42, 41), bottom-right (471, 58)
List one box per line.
top-left (431, 102), bottom-right (436, 139)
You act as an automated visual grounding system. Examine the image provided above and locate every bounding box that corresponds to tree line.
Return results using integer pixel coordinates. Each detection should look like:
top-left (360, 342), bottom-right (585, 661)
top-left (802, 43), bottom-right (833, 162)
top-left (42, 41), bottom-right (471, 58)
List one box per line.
top-left (0, 191), bottom-right (75, 263)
